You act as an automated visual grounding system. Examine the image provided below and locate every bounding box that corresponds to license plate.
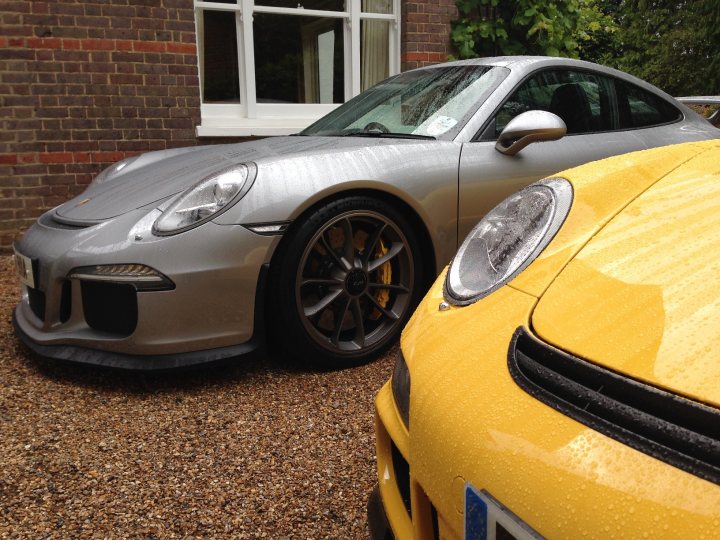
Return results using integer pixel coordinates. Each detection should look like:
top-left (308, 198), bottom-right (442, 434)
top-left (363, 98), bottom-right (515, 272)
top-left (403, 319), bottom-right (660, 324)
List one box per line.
top-left (13, 247), bottom-right (35, 288)
top-left (464, 484), bottom-right (544, 540)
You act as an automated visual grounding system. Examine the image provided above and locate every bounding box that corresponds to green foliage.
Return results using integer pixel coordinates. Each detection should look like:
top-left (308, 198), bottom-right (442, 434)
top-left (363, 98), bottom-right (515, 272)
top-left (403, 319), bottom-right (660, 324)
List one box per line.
top-left (451, 0), bottom-right (718, 96)
top-left (575, 0), bottom-right (621, 65)
top-left (451, 0), bottom-right (585, 59)
top-left (600, 0), bottom-right (720, 96)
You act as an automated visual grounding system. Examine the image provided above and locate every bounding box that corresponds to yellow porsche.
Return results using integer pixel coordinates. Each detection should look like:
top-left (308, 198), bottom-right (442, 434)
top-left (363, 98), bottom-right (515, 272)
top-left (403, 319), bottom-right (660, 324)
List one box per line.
top-left (369, 140), bottom-right (720, 539)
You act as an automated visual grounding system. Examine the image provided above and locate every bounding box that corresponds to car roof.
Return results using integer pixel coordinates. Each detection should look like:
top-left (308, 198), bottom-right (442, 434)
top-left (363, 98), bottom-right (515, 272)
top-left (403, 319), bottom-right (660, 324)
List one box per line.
top-left (427, 55), bottom-right (620, 74)
top-left (417, 56), bottom-right (682, 106)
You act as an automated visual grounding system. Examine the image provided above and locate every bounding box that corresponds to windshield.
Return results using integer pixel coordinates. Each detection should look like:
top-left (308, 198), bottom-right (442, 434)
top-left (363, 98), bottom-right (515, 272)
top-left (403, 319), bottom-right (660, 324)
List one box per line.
top-left (301, 65), bottom-right (509, 140)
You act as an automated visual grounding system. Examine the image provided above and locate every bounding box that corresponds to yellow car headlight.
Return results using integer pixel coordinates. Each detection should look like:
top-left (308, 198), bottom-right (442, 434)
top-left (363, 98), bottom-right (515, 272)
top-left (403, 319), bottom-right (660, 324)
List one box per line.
top-left (444, 178), bottom-right (573, 305)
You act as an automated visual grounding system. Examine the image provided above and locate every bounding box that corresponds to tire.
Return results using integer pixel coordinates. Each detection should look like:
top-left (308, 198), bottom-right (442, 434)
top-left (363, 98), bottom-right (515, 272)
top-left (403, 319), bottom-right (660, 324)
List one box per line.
top-left (269, 196), bottom-right (426, 369)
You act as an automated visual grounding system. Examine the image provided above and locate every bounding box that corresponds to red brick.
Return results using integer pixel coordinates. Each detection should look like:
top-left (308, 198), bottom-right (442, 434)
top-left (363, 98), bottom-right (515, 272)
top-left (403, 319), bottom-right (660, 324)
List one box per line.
top-left (91, 151), bottom-right (126, 163)
top-left (133, 40), bottom-right (166, 53)
top-left (39, 152), bottom-right (73, 164)
top-left (80, 39), bottom-right (115, 51)
top-left (26, 37), bottom-right (63, 49)
top-left (166, 42), bottom-right (196, 54)
top-left (115, 40), bottom-right (134, 51)
top-left (62, 38), bottom-right (81, 50)
top-left (0, 155), bottom-right (18, 165)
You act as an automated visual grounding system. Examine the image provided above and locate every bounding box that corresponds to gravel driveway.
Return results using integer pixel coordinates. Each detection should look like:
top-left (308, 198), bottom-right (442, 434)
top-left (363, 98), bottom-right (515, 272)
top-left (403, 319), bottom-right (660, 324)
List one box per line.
top-left (0, 255), bottom-right (394, 539)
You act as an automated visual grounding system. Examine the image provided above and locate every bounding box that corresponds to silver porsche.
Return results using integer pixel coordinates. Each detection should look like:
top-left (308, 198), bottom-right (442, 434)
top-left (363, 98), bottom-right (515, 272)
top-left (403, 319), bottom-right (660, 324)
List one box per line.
top-left (12, 56), bottom-right (719, 370)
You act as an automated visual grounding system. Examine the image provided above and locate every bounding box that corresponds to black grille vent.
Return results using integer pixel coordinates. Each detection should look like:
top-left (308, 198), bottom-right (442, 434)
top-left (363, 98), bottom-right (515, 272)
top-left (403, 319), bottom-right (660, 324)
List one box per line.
top-left (81, 281), bottom-right (137, 336)
top-left (509, 327), bottom-right (720, 485)
top-left (27, 287), bottom-right (46, 322)
top-left (60, 280), bottom-right (72, 323)
top-left (391, 441), bottom-right (412, 518)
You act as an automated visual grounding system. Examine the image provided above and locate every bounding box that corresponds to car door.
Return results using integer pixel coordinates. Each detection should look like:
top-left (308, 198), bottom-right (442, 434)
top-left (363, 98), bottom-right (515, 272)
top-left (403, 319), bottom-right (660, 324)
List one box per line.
top-left (457, 68), bottom-right (658, 242)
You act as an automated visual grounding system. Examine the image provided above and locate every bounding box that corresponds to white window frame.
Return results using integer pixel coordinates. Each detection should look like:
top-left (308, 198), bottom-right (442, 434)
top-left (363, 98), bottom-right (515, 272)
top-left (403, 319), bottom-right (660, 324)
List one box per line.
top-left (194, 0), bottom-right (401, 137)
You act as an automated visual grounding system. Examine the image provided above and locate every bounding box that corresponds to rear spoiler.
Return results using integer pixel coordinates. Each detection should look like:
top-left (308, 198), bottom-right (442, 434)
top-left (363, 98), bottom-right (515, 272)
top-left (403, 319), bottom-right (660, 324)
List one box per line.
top-left (676, 96), bottom-right (720, 127)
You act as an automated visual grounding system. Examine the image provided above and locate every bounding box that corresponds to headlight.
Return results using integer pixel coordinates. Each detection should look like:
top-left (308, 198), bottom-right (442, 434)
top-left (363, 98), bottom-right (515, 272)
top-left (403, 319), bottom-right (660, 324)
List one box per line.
top-left (391, 349), bottom-right (411, 429)
top-left (444, 178), bottom-right (573, 305)
top-left (153, 164), bottom-right (254, 235)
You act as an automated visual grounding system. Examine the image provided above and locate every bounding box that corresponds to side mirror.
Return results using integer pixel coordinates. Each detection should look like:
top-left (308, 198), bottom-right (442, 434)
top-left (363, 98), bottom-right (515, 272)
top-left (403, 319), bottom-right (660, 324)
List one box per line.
top-left (495, 111), bottom-right (567, 156)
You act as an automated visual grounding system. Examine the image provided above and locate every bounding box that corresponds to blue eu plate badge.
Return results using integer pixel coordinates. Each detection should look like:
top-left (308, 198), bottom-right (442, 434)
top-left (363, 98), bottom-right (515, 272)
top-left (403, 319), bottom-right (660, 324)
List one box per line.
top-left (464, 484), bottom-right (544, 540)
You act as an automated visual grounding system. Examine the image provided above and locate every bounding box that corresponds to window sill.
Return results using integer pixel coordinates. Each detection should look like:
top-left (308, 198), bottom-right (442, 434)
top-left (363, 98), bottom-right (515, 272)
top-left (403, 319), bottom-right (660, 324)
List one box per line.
top-left (196, 118), bottom-right (318, 137)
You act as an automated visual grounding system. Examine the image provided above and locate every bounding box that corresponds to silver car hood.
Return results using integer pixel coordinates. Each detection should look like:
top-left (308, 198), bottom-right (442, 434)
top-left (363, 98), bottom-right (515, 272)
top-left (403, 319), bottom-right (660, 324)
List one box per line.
top-left (54, 136), bottom-right (426, 222)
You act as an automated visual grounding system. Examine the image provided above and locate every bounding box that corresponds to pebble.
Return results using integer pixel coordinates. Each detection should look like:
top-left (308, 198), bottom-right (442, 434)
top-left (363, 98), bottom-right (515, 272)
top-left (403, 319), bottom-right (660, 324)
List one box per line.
top-left (0, 255), bottom-right (396, 538)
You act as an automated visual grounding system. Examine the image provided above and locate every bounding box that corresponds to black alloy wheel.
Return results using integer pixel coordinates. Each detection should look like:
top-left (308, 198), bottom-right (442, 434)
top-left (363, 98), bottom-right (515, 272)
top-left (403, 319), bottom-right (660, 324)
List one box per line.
top-left (270, 196), bottom-right (424, 368)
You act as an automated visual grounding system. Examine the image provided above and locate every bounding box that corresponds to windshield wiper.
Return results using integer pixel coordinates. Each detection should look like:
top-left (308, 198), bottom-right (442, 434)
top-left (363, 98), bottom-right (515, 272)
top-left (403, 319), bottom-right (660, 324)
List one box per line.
top-left (342, 131), bottom-right (436, 140)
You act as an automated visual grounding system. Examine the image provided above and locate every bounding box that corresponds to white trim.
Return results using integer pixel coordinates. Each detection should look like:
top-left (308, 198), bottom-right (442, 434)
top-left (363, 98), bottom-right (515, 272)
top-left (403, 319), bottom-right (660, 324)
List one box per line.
top-left (350, 0), bottom-right (361, 96)
top-left (196, 1), bottom-right (242, 12)
top-left (239, 0), bottom-right (255, 118)
top-left (197, 121), bottom-right (314, 137)
top-left (253, 5), bottom-right (348, 17)
top-left (358, 12), bottom-right (396, 20)
top-left (197, 103), bottom-right (341, 136)
top-left (392, 0), bottom-right (400, 74)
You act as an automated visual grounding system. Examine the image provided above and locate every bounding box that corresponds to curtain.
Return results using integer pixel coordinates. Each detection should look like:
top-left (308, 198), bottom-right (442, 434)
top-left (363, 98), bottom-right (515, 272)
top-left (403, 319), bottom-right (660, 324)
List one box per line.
top-left (361, 0), bottom-right (391, 91)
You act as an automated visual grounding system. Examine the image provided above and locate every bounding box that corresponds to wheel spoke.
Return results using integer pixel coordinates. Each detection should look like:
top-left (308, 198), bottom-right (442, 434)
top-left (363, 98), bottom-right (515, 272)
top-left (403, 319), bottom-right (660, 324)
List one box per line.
top-left (368, 242), bottom-right (405, 272)
top-left (341, 218), bottom-right (355, 267)
top-left (368, 282), bottom-right (410, 294)
top-left (301, 277), bottom-right (343, 287)
top-left (320, 233), bottom-right (351, 271)
top-left (364, 292), bottom-right (399, 321)
top-left (351, 298), bottom-right (366, 348)
top-left (362, 222), bottom-right (387, 268)
top-left (304, 288), bottom-right (343, 318)
top-left (331, 297), bottom-right (352, 346)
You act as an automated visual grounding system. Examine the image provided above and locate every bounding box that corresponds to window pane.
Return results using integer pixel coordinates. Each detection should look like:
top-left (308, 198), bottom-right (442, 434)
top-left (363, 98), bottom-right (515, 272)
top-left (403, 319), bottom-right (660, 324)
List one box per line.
top-left (254, 14), bottom-right (345, 104)
top-left (495, 70), bottom-right (614, 136)
top-left (362, 0), bottom-right (392, 14)
top-left (302, 66), bottom-right (509, 139)
top-left (201, 10), bottom-right (240, 103)
top-left (255, 0), bottom-right (345, 10)
top-left (616, 80), bottom-right (681, 128)
top-left (361, 19), bottom-right (390, 91)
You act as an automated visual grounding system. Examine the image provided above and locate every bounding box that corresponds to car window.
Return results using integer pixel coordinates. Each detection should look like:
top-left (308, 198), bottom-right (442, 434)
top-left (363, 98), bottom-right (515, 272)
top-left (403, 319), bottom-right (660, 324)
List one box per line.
top-left (493, 69), bottom-right (616, 137)
top-left (615, 79), bottom-right (682, 128)
top-left (301, 65), bottom-right (510, 140)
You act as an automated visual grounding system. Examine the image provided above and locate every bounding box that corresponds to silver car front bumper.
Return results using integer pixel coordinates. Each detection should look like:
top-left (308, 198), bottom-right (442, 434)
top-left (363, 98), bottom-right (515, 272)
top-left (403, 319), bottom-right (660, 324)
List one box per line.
top-left (13, 207), bottom-right (277, 369)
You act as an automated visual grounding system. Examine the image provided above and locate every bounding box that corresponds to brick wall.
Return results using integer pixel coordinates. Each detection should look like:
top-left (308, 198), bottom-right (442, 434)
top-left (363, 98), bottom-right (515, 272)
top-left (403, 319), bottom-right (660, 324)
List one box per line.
top-left (0, 0), bottom-right (455, 253)
top-left (401, 0), bottom-right (458, 70)
top-left (0, 0), bottom-right (202, 252)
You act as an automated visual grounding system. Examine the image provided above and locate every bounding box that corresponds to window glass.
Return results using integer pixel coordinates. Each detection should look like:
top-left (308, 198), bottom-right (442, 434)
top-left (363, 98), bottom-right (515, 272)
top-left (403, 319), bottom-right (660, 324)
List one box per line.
top-left (255, 0), bottom-right (345, 10)
top-left (360, 19), bottom-right (390, 91)
top-left (362, 0), bottom-right (392, 14)
top-left (302, 65), bottom-right (509, 139)
top-left (254, 14), bottom-right (345, 104)
top-left (615, 80), bottom-right (681, 128)
top-left (494, 69), bottom-right (615, 136)
top-left (201, 10), bottom-right (240, 103)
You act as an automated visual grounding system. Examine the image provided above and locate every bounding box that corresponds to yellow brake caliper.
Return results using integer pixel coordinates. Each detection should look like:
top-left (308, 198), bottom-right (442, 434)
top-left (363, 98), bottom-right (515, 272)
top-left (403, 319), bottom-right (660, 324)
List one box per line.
top-left (354, 230), bottom-right (391, 319)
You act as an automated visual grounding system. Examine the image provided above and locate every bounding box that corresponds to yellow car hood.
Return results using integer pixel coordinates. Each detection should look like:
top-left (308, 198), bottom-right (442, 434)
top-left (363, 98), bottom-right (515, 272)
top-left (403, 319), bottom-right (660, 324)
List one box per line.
top-left (532, 144), bottom-right (720, 408)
